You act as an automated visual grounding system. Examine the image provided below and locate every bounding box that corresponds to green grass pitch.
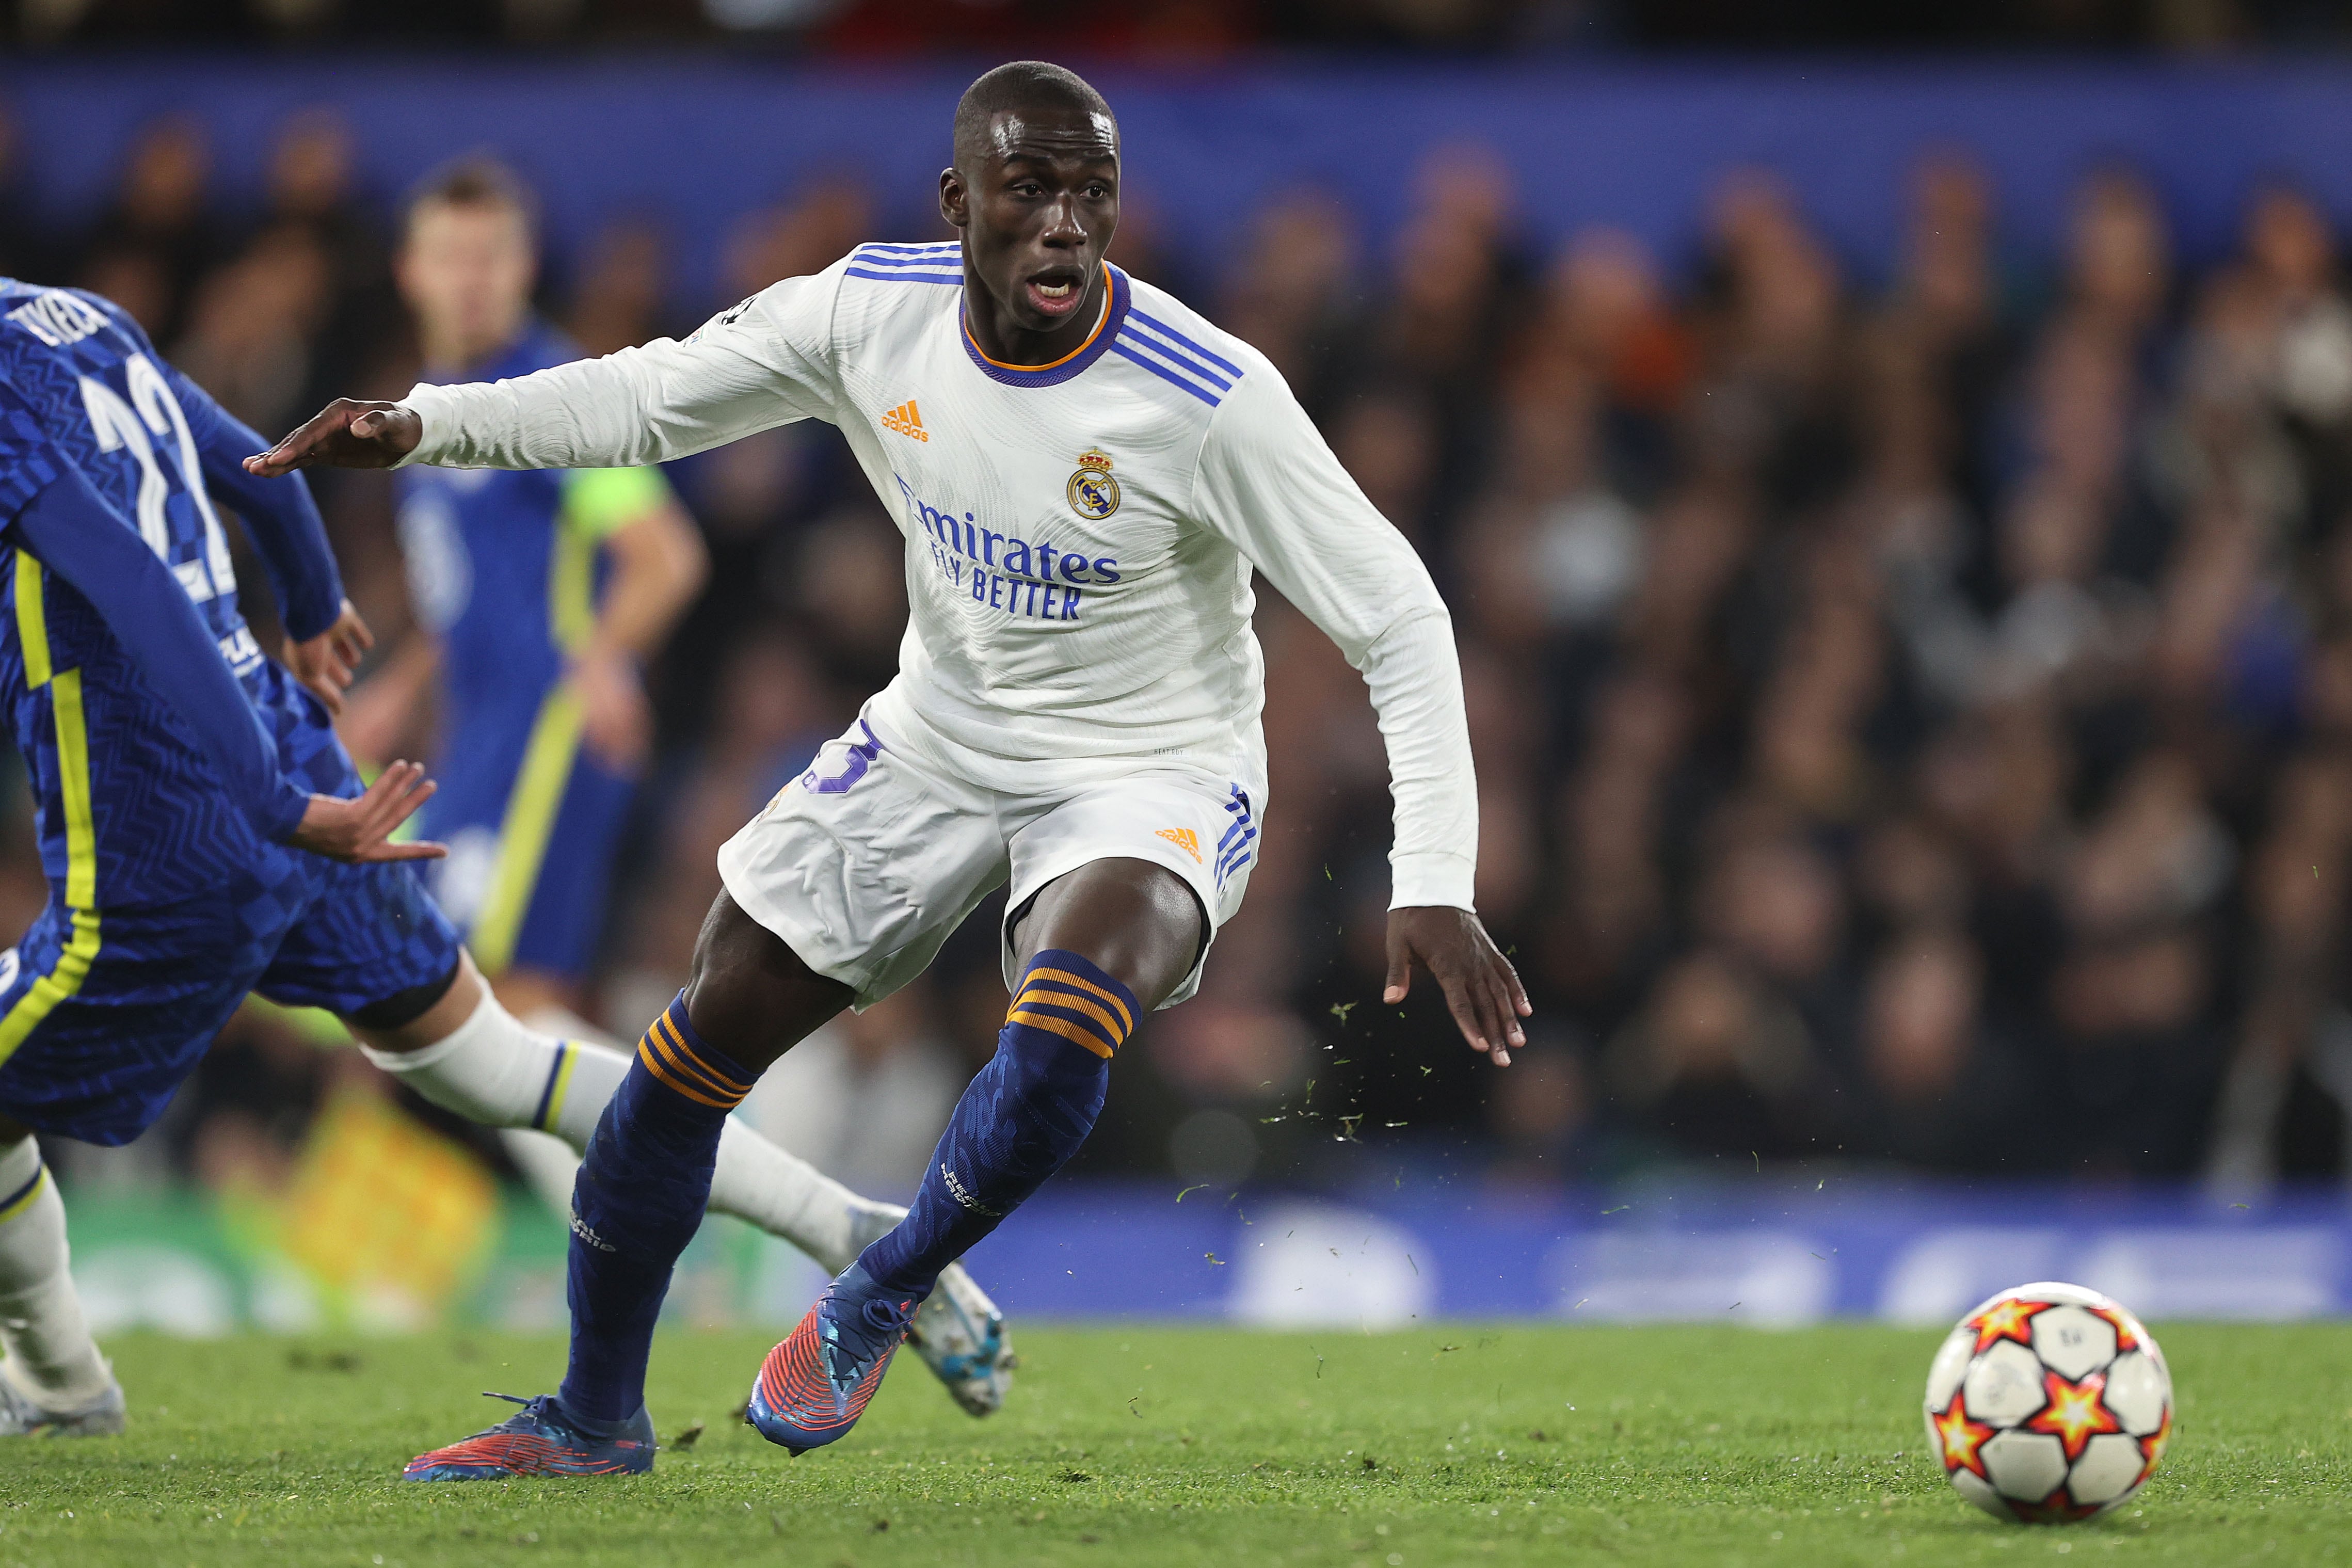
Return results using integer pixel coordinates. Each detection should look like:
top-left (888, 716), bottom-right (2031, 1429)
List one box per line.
top-left (3, 1323), bottom-right (2347, 1566)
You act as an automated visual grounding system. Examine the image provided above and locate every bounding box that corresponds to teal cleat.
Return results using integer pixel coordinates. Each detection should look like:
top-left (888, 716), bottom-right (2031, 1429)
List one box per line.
top-left (907, 1262), bottom-right (1016, 1417)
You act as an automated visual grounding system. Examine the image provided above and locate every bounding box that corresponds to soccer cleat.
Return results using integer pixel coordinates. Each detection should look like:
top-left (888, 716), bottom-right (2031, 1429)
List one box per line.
top-left (401, 1392), bottom-right (654, 1481)
top-left (0, 1368), bottom-right (126, 1437)
top-left (846, 1206), bottom-right (1016, 1417)
top-left (906, 1262), bottom-right (1016, 1418)
top-left (746, 1263), bottom-right (919, 1455)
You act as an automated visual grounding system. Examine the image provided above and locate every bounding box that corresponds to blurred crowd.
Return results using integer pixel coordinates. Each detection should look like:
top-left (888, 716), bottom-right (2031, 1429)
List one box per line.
top-left (8, 102), bottom-right (2352, 1208)
top-left (13, 0), bottom-right (2352, 52)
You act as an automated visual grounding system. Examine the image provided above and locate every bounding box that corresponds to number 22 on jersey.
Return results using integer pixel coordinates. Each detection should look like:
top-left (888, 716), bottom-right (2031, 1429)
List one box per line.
top-left (77, 353), bottom-right (238, 606)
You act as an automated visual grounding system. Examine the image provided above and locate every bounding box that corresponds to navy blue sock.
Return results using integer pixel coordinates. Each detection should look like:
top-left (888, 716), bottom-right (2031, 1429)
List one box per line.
top-left (860, 950), bottom-right (1134, 1299)
top-left (556, 993), bottom-right (754, 1429)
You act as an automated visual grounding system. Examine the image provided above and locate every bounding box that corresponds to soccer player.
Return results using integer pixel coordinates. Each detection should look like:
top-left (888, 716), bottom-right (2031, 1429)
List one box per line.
top-left (0, 279), bottom-right (1010, 1438)
top-left (255, 60), bottom-right (1526, 1480)
top-left (345, 160), bottom-right (706, 1037)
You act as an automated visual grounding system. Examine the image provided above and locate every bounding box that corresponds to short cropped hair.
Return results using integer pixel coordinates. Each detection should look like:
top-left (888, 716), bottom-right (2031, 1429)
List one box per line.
top-left (952, 61), bottom-right (1117, 170)
top-left (403, 154), bottom-right (538, 243)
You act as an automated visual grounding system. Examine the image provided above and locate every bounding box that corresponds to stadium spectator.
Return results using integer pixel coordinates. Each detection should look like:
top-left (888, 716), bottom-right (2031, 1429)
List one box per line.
top-left (15, 105), bottom-right (2352, 1195)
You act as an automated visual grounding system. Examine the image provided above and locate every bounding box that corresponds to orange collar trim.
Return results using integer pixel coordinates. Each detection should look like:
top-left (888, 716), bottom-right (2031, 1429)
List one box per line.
top-left (962, 263), bottom-right (1114, 373)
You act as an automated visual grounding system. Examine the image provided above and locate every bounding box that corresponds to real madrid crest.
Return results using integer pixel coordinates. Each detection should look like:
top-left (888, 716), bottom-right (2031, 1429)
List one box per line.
top-left (1066, 448), bottom-right (1121, 520)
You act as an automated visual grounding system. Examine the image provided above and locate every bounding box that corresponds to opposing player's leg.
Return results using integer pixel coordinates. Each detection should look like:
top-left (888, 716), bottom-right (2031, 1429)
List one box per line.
top-left (0, 882), bottom-right (308, 1438)
top-left (0, 1119), bottom-right (122, 1436)
top-left (748, 857), bottom-right (1200, 1454)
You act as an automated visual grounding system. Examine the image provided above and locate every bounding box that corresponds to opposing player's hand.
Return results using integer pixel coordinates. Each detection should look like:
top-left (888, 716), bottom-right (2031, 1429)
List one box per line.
top-left (572, 647), bottom-right (653, 771)
top-left (282, 599), bottom-right (374, 715)
top-left (287, 761), bottom-right (446, 863)
top-left (244, 399), bottom-right (421, 476)
top-left (1383, 906), bottom-right (1530, 1067)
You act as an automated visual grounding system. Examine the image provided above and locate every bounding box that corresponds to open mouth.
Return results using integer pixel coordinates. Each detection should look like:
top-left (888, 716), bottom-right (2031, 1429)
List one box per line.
top-left (1025, 269), bottom-right (1088, 318)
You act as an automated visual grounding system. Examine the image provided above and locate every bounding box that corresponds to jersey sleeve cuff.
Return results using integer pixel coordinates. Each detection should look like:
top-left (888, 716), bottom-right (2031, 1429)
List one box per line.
top-left (1388, 851), bottom-right (1476, 913)
top-left (395, 385), bottom-right (452, 467)
top-left (258, 779), bottom-right (313, 844)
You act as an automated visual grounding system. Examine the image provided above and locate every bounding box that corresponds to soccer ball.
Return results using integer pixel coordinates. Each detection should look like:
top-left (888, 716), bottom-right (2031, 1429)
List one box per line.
top-left (1922, 1281), bottom-right (2172, 1524)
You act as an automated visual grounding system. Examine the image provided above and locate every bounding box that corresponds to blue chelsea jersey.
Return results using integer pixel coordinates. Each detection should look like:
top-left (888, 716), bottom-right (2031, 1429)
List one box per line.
top-left (0, 281), bottom-right (347, 905)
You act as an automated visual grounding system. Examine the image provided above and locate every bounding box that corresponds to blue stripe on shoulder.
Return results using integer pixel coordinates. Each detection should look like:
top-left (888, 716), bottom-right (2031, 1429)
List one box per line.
top-left (849, 249), bottom-right (964, 269)
top-left (1110, 341), bottom-right (1222, 406)
top-left (844, 267), bottom-right (963, 285)
top-left (1118, 322), bottom-right (1236, 390)
top-left (1127, 308), bottom-right (1242, 378)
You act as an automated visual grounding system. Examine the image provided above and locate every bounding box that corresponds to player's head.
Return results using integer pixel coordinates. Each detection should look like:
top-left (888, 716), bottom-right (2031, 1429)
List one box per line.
top-left (941, 61), bottom-right (1119, 337)
top-left (398, 156), bottom-right (538, 366)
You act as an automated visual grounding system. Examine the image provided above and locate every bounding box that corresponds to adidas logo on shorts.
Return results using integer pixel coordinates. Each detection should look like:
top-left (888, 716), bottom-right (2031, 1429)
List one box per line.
top-left (1156, 827), bottom-right (1202, 862)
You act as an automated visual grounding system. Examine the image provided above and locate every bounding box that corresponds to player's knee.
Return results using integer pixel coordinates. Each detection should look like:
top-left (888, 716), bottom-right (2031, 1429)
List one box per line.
top-left (345, 960), bottom-right (465, 1031)
top-left (1018, 859), bottom-right (1203, 1011)
top-left (682, 891), bottom-right (851, 1073)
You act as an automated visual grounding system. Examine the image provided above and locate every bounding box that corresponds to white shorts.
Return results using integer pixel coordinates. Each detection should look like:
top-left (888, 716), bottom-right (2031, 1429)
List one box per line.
top-left (715, 712), bottom-right (1266, 1011)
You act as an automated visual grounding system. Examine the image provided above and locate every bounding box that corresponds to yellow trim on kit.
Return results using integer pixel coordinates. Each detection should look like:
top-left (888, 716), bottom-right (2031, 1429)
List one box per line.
top-left (51, 671), bottom-right (96, 909)
top-left (0, 556), bottom-right (103, 1073)
top-left (537, 1042), bottom-right (581, 1131)
top-left (551, 468), bottom-right (668, 654)
top-left (465, 682), bottom-right (584, 978)
top-left (548, 519), bottom-right (598, 655)
top-left (14, 552), bottom-right (49, 687)
top-left (0, 1166), bottom-right (46, 1224)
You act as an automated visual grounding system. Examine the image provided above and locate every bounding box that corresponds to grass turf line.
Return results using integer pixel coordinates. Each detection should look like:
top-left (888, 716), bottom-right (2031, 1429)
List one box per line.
top-left (2, 1324), bottom-right (2346, 1566)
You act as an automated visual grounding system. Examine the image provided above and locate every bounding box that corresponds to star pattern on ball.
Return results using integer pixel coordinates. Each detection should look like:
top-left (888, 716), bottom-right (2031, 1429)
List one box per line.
top-left (1964, 1294), bottom-right (2049, 1353)
top-left (1931, 1390), bottom-right (1996, 1480)
top-left (2088, 1304), bottom-right (2142, 1353)
top-left (2023, 1367), bottom-right (2122, 1462)
top-left (2135, 1403), bottom-right (2174, 1486)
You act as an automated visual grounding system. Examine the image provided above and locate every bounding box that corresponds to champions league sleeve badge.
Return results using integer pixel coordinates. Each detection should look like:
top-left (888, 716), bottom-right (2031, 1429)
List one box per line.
top-left (1066, 449), bottom-right (1121, 519)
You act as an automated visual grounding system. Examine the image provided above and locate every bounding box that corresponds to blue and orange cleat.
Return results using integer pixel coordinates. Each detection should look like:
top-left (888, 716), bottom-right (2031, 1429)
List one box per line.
top-left (746, 1263), bottom-right (920, 1455)
top-left (401, 1392), bottom-right (655, 1481)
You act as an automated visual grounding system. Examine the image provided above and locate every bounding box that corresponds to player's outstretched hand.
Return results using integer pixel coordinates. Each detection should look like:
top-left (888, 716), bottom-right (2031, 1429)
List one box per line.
top-left (1383, 906), bottom-right (1530, 1067)
top-left (287, 761), bottom-right (446, 863)
top-left (282, 599), bottom-right (374, 716)
top-left (244, 399), bottom-right (421, 476)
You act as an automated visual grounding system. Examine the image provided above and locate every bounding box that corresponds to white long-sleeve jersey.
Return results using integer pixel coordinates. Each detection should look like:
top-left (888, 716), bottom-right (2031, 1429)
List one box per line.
top-left (399, 246), bottom-right (1478, 909)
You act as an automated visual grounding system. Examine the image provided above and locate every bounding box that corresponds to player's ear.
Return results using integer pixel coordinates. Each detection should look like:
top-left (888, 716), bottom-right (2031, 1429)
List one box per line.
top-left (939, 167), bottom-right (969, 230)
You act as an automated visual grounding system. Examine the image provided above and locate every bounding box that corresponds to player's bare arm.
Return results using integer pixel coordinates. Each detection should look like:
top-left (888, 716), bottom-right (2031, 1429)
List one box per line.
top-left (572, 498), bottom-right (709, 769)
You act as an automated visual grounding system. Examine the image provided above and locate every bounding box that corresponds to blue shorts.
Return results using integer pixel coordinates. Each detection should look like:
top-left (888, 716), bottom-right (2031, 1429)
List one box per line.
top-left (0, 843), bottom-right (461, 1147)
top-left (423, 746), bottom-right (634, 985)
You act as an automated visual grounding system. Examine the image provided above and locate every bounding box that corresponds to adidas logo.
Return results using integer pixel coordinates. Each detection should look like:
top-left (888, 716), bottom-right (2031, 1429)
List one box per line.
top-left (881, 399), bottom-right (929, 441)
top-left (1156, 827), bottom-right (1202, 862)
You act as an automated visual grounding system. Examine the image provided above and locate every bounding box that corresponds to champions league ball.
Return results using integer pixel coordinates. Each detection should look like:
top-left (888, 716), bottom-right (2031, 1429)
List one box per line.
top-left (1923, 1281), bottom-right (2173, 1523)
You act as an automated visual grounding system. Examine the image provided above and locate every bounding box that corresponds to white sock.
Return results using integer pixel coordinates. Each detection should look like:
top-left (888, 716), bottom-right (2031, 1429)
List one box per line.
top-left (359, 993), bottom-right (893, 1274)
top-left (0, 1139), bottom-right (111, 1409)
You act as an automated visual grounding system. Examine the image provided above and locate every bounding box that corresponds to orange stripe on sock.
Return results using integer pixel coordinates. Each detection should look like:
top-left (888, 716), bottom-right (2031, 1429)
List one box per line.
top-left (1009, 1009), bottom-right (1117, 1060)
top-left (645, 1023), bottom-right (729, 1100)
top-left (1026, 967), bottom-right (1134, 1036)
top-left (1010, 983), bottom-right (1127, 1050)
top-left (637, 1035), bottom-right (739, 1109)
top-left (657, 1012), bottom-right (752, 1095)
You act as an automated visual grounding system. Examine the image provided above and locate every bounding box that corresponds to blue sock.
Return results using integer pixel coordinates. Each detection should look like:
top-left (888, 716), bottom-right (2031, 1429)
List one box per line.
top-left (859, 950), bottom-right (1135, 1299)
top-left (556, 993), bottom-right (754, 1429)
